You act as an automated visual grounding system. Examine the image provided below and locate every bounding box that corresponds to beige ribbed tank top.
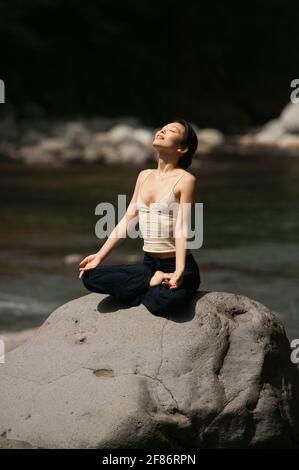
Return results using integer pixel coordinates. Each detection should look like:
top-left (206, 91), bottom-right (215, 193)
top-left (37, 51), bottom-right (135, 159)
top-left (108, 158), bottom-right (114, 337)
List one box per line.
top-left (137, 169), bottom-right (186, 253)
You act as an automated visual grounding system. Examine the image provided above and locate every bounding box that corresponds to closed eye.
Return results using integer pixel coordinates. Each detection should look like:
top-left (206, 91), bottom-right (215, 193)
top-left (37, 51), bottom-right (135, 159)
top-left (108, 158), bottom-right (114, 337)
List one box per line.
top-left (160, 128), bottom-right (177, 133)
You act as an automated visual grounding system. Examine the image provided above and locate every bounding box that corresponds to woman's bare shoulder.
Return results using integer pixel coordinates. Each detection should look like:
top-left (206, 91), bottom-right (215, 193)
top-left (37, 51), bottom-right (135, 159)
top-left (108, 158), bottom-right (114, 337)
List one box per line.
top-left (137, 168), bottom-right (153, 180)
top-left (140, 168), bottom-right (153, 175)
top-left (181, 169), bottom-right (197, 183)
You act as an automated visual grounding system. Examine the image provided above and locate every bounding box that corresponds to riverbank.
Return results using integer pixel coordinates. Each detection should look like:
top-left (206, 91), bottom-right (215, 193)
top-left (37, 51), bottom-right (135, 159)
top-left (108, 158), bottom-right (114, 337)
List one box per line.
top-left (1, 103), bottom-right (299, 167)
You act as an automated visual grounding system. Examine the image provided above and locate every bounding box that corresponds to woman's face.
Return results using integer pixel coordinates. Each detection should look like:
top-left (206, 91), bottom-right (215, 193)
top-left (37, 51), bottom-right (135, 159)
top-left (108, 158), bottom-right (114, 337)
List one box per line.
top-left (152, 122), bottom-right (185, 151)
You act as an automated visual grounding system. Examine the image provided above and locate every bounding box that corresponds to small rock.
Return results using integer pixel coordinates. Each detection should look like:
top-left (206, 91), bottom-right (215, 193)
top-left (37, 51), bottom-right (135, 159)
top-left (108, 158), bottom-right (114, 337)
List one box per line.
top-left (254, 119), bottom-right (286, 144)
top-left (197, 128), bottom-right (224, 152)
top-left (280, 102), bottom-right (299, 133)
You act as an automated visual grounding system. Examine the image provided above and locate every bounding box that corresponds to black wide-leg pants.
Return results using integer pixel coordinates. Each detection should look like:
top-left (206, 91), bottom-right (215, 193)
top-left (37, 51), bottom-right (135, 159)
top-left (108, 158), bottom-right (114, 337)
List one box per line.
top-left (81, 252), bottom-right (201, 316)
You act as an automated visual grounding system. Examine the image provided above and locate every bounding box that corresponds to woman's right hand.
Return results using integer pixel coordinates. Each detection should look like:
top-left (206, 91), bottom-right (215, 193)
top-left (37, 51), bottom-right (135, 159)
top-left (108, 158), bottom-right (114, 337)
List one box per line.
top-left (78, 253), bottom-right (102, 279)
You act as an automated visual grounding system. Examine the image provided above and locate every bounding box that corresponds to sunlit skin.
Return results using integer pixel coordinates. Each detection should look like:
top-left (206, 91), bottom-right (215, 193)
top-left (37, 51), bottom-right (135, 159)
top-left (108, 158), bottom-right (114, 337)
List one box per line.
top-left (149, 122), bottom-right (189, 289)
top-left (79, 121), bottom-right (193, 290)
top-left (149, 270), bottom-right (172, 287)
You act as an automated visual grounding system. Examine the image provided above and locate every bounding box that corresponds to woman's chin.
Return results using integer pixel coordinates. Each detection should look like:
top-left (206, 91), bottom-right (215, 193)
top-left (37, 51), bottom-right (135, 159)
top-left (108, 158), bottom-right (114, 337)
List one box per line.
top-left (152, 139), bottom-right (164, 147)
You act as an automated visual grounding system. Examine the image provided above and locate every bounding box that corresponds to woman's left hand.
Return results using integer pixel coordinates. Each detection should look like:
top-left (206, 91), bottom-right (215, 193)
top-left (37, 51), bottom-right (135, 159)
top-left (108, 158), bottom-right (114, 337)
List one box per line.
top-left (162, 270), bottom-right (184, 289)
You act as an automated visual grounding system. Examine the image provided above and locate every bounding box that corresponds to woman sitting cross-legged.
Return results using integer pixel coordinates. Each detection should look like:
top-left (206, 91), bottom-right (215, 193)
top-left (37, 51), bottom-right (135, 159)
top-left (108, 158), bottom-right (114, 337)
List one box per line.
top-left (79, 119), bottom-right (201, 316)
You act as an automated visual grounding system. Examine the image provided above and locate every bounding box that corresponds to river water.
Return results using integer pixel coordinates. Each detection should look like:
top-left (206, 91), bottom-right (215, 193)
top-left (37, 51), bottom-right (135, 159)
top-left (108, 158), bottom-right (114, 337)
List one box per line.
top-left (0, 155), bottom-right (298, 345)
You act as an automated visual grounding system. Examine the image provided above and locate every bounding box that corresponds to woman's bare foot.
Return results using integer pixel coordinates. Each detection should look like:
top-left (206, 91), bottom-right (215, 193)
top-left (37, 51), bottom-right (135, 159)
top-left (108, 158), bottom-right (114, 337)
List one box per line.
top-left (149, 270), bottom-right (171, 287)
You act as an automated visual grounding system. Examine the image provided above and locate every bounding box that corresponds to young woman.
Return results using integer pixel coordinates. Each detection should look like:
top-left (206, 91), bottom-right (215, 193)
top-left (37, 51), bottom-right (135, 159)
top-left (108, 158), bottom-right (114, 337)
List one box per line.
top-left (79, 119), bottom-right (201, 316)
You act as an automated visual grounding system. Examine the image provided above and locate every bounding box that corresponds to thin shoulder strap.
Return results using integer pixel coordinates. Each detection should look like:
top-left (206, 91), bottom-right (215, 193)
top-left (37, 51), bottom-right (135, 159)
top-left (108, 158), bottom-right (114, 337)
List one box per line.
top-left (171, 171), bottom-right (186, 191)
top-left (140, 169), bottom-right (154, 188)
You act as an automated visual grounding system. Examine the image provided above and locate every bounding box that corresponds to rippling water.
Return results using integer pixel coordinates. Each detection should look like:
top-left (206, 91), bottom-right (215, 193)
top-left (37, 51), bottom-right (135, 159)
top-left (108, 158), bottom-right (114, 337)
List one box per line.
top-left (0, 155), bottom-right (298, 346)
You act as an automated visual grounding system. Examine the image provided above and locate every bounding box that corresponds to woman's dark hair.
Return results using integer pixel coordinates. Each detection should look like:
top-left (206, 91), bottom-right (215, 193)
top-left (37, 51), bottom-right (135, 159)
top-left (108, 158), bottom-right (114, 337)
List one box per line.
top-left (173, 119), bottom-right (198, 169)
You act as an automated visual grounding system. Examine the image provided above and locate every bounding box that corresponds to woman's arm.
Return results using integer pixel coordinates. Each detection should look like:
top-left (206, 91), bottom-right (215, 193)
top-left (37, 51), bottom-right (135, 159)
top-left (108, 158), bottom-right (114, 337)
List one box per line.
top-left (175, 173), bottom-right (197, 274)
top-left (95, 169), bottom-right (149, 263)
top-left (163, 174), bottom-right (197, 289)
top-left (79, 169), bottom-right (150, 277)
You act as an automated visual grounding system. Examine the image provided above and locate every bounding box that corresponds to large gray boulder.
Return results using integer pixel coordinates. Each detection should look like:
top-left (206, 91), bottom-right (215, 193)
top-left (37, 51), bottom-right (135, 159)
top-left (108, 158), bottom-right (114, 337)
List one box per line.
top-left (0, 291), bottom-right (298, 449)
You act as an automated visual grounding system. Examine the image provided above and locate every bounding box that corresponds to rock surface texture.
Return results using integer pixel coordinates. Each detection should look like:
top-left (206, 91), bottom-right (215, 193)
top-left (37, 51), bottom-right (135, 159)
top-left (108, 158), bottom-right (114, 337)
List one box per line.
top-left (0, 291), bottom-right (299, 449)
